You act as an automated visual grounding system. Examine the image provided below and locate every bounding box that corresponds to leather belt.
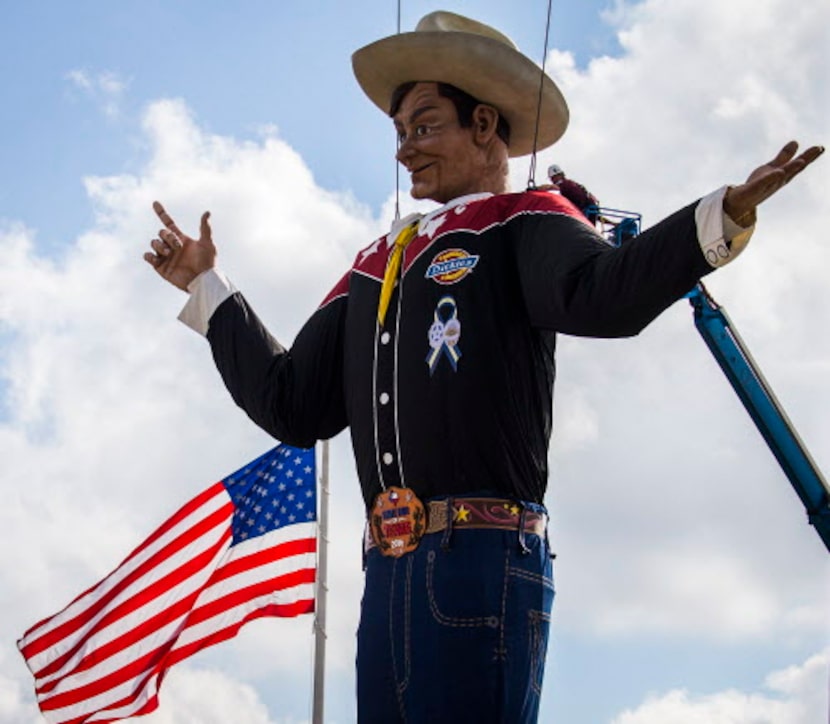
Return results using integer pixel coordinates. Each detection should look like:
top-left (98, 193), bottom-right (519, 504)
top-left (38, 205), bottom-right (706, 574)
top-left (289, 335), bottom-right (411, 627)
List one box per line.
top-left (365, 496), bottom-right (547, 552)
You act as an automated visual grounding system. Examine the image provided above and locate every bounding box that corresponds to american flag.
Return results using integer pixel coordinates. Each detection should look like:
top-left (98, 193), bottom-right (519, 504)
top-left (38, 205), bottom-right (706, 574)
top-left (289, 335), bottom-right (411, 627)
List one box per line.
top-left (18, 444), bottom-right (317, 724)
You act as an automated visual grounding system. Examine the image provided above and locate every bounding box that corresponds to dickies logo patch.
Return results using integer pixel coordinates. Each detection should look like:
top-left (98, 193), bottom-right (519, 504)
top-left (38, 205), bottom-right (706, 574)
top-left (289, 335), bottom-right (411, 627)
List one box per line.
top-left (424, 248), bottom-right (480, 285)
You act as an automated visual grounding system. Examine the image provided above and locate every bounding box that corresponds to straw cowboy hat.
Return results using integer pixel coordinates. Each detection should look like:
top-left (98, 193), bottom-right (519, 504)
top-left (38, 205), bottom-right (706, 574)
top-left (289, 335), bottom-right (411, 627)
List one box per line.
top-left (352, 10), bottom-right (569, 157)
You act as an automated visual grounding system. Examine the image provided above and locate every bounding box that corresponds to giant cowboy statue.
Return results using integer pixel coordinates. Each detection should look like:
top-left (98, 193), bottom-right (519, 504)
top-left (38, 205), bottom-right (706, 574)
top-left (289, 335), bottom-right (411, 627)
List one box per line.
top-left (143, 10), bottom-right (823, 724)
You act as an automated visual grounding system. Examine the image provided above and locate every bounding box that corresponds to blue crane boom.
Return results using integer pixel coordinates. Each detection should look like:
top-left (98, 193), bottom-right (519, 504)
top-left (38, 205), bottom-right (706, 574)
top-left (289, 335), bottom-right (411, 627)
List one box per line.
top-left (687, 282), bottom-right (830, 553)
top-left (585, 200), bottom-right (828, 551)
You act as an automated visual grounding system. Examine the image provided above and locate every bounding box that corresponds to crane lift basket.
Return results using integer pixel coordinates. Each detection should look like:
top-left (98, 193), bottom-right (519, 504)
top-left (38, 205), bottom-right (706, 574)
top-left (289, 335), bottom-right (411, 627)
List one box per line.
top-left (585, 204), bottom-right (642, 246)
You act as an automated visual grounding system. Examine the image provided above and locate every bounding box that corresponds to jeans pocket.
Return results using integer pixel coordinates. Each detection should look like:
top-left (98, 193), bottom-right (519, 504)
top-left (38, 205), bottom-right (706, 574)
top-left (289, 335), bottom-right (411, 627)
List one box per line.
top-left (425, 548), bottom-right (502, 629)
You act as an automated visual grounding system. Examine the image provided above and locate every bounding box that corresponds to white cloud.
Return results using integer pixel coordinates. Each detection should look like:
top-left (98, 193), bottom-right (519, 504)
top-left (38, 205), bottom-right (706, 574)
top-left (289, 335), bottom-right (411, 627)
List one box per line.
top-left (0, 674), bottom-right (35, 724)
top-left (517, 0), bottom-right (830, 643)
top-left (0, 97), bottom-right (372, 721)
top-left (2, 1), bottom-right (828, 722)
top-left (65, 69), bottom-right (93, 91)
top-left (611, 650), bottom-right (829, 724)
top-left (140, 667), bottom-right (297, 724)
top-left (65, 68), bottom-right (128, 118)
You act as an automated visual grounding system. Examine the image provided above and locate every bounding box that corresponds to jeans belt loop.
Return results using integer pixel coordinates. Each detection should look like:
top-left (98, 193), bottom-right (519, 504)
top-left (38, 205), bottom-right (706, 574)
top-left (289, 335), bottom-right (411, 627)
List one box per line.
top-left (440, 497), bottom-right (454, 552)
top-left (544, 524), bottom-right (556, 560)
top-left (517, 502), bottom-right (531, 555)
top-left (361, 524), bottom-right (370, 570)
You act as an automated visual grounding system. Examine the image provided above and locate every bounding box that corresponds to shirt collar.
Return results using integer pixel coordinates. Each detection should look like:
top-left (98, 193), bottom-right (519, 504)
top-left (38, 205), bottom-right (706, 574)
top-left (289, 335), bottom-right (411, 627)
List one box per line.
top-left (386, 192), bottom-right (495, 243)
top-left (417, 192), bottom-right (493, 234)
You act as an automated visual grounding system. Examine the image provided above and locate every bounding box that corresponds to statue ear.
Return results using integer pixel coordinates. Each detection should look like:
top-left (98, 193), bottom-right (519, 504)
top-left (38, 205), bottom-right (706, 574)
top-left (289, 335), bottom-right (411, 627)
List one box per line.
top-left (472, 104), bottom-right (500, 143)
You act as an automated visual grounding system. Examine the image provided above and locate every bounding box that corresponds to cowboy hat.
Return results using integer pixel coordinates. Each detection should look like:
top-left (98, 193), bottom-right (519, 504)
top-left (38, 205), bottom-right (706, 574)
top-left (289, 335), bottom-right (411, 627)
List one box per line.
top-left (352, 10), bottom-right (569, 157)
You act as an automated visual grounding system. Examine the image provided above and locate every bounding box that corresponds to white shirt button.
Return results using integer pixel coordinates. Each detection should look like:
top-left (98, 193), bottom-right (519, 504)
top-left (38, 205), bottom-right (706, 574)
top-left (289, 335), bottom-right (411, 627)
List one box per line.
top-left (379, 392), bottom-right (390, 405)
top-left (382, 452), bottom-right (394, 465)
top-left (381, 332), bottom-right (391, 345)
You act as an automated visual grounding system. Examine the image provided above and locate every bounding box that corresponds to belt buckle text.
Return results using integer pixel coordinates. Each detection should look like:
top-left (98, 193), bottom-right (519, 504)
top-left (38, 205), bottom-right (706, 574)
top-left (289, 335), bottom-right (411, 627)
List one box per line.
top-left (370, 487), bottom-right (426, 557)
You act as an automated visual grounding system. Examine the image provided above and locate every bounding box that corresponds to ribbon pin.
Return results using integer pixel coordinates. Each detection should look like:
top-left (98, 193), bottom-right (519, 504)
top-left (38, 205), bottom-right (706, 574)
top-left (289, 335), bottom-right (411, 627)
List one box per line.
top-left (426, 296), bottom-right (462, 375)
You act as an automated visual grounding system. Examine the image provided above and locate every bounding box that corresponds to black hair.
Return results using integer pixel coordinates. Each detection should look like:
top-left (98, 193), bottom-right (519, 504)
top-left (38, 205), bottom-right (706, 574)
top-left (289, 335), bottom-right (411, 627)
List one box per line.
top-left (389, 81), bottom-right (511, 147)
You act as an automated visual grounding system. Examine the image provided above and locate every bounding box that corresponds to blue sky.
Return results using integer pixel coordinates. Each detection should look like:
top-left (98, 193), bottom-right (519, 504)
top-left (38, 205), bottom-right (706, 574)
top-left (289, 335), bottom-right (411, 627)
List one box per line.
top-left (0, 1), bottom-right (621, 253)
top-left (1, 2), bottom-right (828, 723)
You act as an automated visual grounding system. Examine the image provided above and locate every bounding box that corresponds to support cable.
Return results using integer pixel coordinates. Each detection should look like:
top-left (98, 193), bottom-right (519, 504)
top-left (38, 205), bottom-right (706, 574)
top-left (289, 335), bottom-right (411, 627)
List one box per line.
top-left (527, 0), bottom-right (554, 190)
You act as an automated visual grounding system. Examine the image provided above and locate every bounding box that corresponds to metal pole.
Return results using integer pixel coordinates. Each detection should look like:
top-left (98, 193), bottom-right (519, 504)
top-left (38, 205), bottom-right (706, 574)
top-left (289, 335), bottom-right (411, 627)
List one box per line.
top-left (312, 440), bottom-right (330, 723)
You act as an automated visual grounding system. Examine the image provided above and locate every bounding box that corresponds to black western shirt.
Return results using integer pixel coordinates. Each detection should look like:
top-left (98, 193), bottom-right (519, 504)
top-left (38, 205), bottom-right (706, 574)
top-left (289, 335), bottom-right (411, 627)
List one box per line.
top-left (203, 191), bottom-right (712, 509)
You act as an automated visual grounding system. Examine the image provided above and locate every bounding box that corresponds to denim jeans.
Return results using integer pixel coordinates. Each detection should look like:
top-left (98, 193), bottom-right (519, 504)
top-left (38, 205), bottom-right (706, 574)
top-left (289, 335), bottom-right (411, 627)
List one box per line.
top-left (356, 499), bottom-right (554, 723)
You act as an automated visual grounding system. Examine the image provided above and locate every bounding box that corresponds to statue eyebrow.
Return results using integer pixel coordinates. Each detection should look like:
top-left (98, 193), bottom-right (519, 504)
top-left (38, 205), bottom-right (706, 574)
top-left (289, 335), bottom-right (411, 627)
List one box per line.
top-left (394, 104), bottom-right (439, 128)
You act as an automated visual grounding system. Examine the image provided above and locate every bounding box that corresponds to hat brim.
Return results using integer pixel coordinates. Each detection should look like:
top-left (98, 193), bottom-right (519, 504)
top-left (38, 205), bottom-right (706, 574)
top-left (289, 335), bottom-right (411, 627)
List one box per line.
top-left (352, 31), bottom-right (569, 157)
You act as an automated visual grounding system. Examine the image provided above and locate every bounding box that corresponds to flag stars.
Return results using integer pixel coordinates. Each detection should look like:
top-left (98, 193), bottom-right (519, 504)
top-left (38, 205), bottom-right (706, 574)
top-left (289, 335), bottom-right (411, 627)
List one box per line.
top-left (224, 445), bottom-right (316, 545)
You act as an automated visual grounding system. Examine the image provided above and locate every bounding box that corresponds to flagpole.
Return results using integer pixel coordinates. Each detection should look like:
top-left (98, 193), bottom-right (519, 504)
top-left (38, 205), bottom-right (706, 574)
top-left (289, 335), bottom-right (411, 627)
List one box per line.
top-left (312, 440), bottom-right (330, 724)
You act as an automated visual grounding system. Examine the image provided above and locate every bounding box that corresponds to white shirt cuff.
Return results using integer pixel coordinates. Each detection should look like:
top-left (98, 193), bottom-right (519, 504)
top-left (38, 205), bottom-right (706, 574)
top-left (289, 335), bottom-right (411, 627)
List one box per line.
top-left (696, 185), bottom-right (755, 268)
top-left (177, 268), bottom-right (237, 336)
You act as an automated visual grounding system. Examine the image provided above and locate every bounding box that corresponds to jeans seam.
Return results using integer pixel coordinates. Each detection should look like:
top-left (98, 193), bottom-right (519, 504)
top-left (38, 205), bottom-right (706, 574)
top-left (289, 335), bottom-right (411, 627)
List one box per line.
top-left (401, 556), bottom-right (413, 691)
top-left (528, 609), bottom-right (551, 696)
top-left (508, 566), bottom-right (554, 590)
top-left (495, 548), bottom-right (510, 662)
top-left (389, 559), bottom-right (408, 723)
top-left (426, 550), bottom-right (500, 628)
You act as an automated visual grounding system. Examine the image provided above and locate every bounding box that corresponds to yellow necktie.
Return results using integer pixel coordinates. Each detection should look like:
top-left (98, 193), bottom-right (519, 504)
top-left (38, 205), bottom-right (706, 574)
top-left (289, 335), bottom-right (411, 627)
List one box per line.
top-left (377, 221), bottom-right (419, 326)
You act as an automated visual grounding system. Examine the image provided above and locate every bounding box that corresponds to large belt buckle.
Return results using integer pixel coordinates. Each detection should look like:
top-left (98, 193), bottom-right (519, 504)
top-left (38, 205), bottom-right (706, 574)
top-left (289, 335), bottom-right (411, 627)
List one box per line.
top-left (370, 487), bottom-right (426, 557)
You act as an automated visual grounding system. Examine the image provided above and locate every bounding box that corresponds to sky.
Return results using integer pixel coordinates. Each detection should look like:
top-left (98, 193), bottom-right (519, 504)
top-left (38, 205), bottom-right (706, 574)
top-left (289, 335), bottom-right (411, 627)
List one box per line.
top-left (0, 1), bottom-right (828, 723)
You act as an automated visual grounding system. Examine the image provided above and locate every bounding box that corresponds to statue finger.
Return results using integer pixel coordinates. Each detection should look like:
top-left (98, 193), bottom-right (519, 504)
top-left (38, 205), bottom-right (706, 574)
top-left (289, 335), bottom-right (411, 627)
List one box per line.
top-left (159, 228), bottom-right (183, 249)
top-left (153, 201), bottom-right (188, 240)
top-left (151, 238), bottom-right (172, 256)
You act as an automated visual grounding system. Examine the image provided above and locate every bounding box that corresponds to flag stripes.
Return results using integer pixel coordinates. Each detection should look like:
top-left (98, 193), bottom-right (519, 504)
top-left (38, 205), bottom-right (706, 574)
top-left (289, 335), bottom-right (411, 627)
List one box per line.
top-left (18, 445), bottom-right (317, 724)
